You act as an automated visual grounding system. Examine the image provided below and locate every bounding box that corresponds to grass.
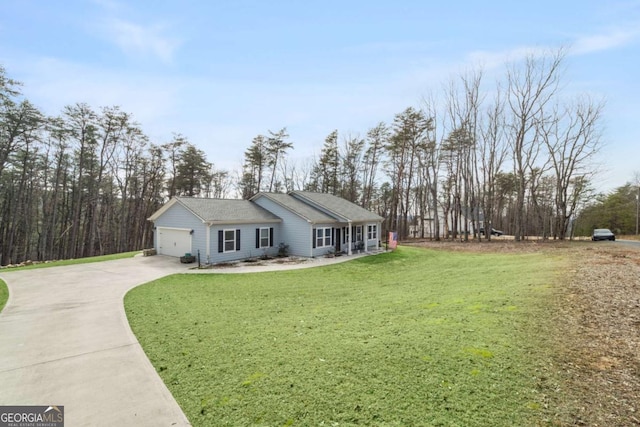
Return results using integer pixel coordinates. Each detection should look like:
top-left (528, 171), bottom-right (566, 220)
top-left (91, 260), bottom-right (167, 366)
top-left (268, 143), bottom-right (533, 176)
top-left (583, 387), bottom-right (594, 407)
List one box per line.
top-left (125, 246), bottom-right (564, 426)
top-left (0, 279), bottom-right (7, 313)
top-left (0, 251), bottom-right (141, 271)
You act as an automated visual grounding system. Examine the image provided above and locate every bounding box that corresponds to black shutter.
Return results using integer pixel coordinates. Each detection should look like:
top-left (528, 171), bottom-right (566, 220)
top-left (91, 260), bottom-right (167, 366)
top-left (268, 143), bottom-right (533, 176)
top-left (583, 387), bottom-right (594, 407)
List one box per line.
top-left (269, 227), bottom-right (274, 247)
top-left (256, 228), bottom-right (260, 249)
top-left (218, 230), bottom-right (223, 253)
top-left (312, 228), bottom-right (316, 249)
top-left (236, 229), bottom-right (241, 251)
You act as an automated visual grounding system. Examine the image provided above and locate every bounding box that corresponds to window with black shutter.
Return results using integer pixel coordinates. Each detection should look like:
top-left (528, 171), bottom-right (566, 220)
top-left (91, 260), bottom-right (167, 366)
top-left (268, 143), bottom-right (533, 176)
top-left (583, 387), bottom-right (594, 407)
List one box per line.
top-left (257, 227), bottom-right (271, 248)
top-left (221, 229), bottom-right (240, 252)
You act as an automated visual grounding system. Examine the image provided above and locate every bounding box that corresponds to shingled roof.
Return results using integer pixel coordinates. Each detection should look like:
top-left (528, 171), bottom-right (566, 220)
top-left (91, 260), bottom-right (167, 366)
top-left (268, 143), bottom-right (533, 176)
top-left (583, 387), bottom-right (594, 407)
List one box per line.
top-left (148, 197), bottom-right (281, 224)
top-left (150, 192), bottom-right (382, 225)
top-left (290, 191), bottom-right (383, 222)
top-left (251, 192), bottom-right (337, 223)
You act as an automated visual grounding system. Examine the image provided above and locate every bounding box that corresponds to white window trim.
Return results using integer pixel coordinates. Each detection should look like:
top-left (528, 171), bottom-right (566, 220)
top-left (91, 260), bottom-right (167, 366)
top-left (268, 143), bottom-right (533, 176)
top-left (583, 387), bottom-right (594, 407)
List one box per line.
top-left (223, 229), bottom-right (236, 253)
top-left (259, 227), bottom-right (270, 248)
top-left (367, 224), bottom-right (378, 240)
top-left (316, 227), bottom-right (332, 248)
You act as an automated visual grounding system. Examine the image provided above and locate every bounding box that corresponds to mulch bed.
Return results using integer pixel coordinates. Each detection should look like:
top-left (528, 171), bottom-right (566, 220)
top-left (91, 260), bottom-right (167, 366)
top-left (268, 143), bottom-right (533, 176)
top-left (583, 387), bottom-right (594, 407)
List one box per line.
top-left (206, 256), bottom-right (309, 269)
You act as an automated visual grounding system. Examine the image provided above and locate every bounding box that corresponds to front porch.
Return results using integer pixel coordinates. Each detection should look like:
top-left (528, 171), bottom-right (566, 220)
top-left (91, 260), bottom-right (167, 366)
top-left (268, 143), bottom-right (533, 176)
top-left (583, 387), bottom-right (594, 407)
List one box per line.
top-left (332, 222), bottom-right (381, 256)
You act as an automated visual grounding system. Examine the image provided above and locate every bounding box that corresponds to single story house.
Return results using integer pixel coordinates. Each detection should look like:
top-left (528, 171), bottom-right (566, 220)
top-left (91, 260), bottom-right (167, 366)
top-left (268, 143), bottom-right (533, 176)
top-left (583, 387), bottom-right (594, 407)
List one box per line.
top-left (148, 191), bottom-right (384, 264)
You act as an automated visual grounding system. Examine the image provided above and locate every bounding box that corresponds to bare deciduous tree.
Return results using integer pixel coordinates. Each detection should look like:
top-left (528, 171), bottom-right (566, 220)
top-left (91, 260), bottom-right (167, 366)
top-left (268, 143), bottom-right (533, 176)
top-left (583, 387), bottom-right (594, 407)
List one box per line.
top-left (506, 48), bottom-right (565, 240)
top-left (541, 97), bottom-right (604, 238)
top-left (478, 88), bottom-right (508, 241)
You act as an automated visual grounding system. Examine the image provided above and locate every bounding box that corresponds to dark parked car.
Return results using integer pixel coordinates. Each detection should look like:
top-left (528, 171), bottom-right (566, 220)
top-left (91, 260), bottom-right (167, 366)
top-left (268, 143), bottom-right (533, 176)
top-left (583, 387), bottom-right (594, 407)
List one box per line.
top-left (591, 228), bottom-right (615, 241)
top-left (479, 227), bottom-right (503, 236)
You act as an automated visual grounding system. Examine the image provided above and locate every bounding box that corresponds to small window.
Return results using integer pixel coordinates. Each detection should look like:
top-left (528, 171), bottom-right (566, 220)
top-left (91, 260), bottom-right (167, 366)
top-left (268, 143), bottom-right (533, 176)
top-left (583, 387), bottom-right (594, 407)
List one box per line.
top-left (316, 227), bottom-right (332, 248)
top-left (224, 229), bottom-right (236, 252)
top-left (260, 227), bottom-right (270, 248)
top-left (367, 224), bottom-right (378, 240)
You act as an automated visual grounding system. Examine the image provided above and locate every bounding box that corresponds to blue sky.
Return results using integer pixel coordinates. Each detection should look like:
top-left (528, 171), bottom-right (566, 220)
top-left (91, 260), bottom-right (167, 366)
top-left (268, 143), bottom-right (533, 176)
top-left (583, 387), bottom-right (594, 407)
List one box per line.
top-left (1, 0), bottom-right (639, 193)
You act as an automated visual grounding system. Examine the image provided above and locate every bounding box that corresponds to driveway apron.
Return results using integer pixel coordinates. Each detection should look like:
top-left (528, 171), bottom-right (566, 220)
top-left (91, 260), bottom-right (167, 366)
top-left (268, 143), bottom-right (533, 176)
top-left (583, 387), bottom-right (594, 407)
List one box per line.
top-left (0, 255), bottom-right (191, 426)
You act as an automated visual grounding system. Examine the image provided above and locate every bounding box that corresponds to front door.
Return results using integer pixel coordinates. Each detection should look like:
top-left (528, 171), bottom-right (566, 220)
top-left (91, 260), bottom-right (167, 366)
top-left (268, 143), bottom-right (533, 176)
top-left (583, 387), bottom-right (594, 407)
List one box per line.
top-left (335, 228), bottom-right (341, 252)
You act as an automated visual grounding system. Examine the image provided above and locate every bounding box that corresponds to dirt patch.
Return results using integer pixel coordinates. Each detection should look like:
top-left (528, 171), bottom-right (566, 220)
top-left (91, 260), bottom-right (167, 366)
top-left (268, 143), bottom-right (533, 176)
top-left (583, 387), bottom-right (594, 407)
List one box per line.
top-left (555, 245), bottom-right (640, 426)
top-left (407, 239), bottom-right (640, 426)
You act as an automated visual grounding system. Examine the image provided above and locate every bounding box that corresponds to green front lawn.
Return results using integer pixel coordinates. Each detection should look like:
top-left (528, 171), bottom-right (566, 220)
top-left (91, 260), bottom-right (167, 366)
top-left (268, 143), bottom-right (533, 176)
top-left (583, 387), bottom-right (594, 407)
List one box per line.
top-left (0, 279), bottom-right (7, 313)
top-left (126, 246), bottom-right (564, 426)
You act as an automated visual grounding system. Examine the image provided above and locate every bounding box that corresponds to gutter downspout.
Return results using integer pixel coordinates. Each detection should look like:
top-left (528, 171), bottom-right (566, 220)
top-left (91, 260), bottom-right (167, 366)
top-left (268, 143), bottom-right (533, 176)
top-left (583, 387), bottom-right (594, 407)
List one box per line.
top-left (205, 222), bottom-right (211, 263)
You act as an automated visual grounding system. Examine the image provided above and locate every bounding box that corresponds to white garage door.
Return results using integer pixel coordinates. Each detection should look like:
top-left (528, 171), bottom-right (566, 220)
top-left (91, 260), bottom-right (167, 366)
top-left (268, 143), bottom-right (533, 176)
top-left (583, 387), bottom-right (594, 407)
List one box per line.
top-left (158, 228), bottom-right (192, 257)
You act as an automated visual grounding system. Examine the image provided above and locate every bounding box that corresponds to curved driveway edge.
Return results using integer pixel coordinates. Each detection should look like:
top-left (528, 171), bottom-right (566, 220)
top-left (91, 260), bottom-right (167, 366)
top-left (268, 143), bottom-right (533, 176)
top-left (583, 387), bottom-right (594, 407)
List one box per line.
top-left (0, 255), bottom-right (191, 426)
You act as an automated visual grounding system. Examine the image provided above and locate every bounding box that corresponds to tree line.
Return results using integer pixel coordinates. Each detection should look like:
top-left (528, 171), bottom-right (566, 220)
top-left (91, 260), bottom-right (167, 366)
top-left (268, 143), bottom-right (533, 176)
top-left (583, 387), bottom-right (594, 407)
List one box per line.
top-left (240, 49), bottom-right (606, 242)
top-left (0, 49), bottom-right (613, 264)
top-left (0, 66), bottom-right (231, 265)
top-left (574, 180), bottom-right (640, 236)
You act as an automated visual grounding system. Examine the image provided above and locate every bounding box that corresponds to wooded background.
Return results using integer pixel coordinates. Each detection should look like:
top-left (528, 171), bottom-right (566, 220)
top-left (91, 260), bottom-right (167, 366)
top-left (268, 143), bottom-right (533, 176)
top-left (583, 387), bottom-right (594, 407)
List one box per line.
top-left (1, 49), bottom-right (636, 265)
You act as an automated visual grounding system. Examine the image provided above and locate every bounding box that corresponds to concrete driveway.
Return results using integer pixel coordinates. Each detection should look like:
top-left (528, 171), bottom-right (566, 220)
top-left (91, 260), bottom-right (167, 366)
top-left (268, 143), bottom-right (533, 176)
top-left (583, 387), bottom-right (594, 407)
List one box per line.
top-left (0, 255), bottom-right (191, 426)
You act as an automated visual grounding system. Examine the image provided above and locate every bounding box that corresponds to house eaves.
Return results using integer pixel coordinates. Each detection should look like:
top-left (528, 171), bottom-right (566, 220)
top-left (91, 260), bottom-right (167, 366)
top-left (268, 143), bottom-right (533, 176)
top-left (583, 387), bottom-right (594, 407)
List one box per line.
top-left (205, 218), bottom-right (281, 226)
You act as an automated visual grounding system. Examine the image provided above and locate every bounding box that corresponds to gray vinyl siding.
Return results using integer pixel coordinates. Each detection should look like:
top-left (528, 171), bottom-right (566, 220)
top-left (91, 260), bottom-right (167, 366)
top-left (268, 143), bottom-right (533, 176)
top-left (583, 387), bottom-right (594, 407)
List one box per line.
top-left (253, 196), bottom-right (315, 257)
top-left (152, 202), bottom-right (207, 257)
top-left (208, 223), bottom-right (281, 263)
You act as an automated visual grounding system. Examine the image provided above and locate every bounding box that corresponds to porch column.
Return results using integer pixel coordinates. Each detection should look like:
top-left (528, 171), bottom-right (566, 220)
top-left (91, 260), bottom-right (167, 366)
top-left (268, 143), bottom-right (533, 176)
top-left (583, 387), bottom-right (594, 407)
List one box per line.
top-left (365, 225), bottom-right (369, 253)
top-left (364, 224), bottom-right (370, 253)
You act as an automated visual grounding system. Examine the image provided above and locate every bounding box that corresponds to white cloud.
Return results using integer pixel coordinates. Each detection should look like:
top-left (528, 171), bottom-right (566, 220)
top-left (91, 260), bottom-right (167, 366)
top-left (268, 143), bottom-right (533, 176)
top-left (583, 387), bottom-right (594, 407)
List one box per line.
top-left (100, 18), bottom-right (181, 63)
top-left (85, 0), bottom-right (182, 62)
top-left (572, 27), bottom-right (640, 55)
top-left (465, 25), bottom-right (640, 71)
top-left (465, 45), bottom-right (551, 71)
